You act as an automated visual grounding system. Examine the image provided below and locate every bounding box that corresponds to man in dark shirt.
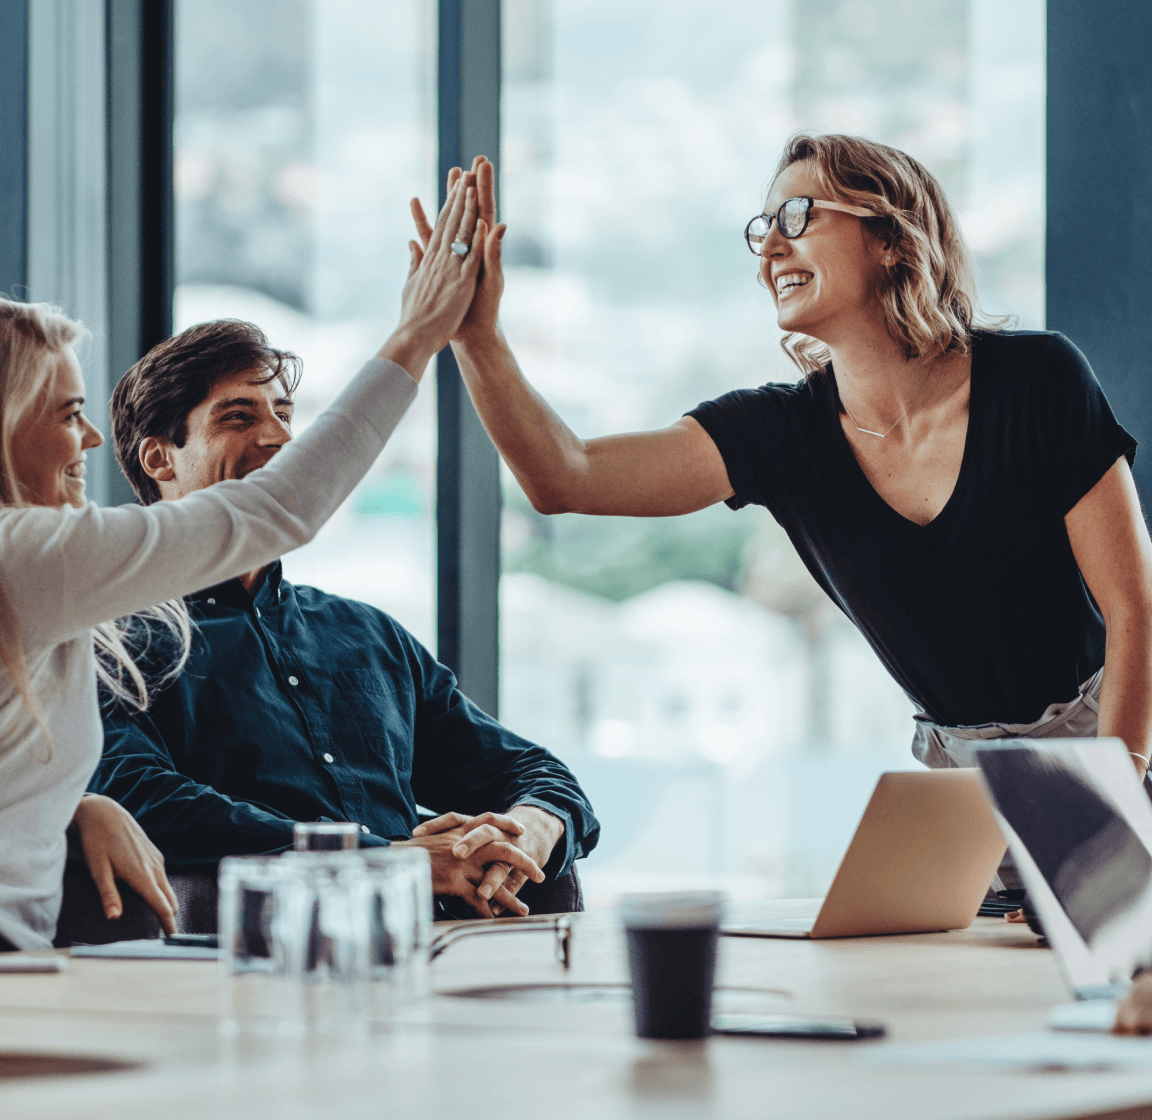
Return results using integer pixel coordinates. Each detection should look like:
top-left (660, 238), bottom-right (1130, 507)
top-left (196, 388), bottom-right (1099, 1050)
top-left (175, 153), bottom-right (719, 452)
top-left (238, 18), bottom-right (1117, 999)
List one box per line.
top-left (91, 320), bottom-right (599, 918)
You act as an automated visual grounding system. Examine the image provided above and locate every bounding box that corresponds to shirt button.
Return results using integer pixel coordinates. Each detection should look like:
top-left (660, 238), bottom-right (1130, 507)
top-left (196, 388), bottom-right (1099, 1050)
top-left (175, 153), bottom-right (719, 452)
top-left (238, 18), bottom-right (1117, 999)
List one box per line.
top-left (322, 753), bottom-right (335, 764)
top-left (360, 825), bottom-right (370, 834)
top-left (206, 597), bottom-right (215, 605)
top-left (288, 675), bottom-right (299, 687)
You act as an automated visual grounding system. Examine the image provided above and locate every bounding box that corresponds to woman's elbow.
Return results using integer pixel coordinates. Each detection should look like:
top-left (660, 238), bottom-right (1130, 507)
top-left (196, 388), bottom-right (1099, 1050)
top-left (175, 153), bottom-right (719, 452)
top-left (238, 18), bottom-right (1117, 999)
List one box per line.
top-left (526, 489), bottom-right (573, 516)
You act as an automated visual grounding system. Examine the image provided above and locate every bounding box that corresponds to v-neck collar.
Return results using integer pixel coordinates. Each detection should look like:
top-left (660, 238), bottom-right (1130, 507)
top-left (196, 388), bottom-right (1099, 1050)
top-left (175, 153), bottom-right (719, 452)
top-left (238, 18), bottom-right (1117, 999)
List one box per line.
top-left (821, 336), bottom-right (981, 532)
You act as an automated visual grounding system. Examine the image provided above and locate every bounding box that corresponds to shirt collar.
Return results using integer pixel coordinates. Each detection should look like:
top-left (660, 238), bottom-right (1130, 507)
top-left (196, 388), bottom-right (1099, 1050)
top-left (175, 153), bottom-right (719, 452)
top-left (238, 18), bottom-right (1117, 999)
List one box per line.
top-left (190, 559), bottom-right (287, 610)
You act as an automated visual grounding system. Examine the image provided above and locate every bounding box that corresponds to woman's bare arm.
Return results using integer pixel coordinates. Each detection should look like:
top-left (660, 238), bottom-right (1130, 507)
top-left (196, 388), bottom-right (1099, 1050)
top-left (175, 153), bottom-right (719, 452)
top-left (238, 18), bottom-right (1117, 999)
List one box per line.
top-left (1066, 457), bottom-right (1152, 777)
top-left (451, 328), bottom-right (734, 516)
top-left (412, 157), bottom-right (735, 518)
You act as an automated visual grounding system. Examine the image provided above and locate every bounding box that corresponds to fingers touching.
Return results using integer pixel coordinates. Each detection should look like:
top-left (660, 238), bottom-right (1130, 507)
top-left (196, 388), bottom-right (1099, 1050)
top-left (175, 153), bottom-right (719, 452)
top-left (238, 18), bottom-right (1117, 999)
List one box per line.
top-left (412, 810), bottom-right (525, 838)
top-left (411, 157), bottom-right (495, 254)
top-left (477, 861), bottom-right (511, 901)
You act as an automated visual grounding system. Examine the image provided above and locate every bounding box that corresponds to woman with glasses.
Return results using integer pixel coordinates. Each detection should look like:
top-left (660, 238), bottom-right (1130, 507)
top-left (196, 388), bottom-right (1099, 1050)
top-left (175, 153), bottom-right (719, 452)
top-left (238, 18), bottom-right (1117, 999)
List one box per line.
top-left (417, 139), bottom-right (1152, 892)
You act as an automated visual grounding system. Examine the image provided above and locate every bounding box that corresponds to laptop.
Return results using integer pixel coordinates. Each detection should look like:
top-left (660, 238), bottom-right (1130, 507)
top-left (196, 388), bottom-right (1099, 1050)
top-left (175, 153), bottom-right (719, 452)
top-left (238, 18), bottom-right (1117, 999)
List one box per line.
top-left (723, 769), bottom-right (1007, 939)
top-left (973, 737), bottom-right (1152, 1007)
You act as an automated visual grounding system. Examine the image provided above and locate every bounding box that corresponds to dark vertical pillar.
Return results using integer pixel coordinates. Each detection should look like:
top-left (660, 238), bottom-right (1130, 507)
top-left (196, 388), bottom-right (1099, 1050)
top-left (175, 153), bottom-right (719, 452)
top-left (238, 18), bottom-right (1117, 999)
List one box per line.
top-left (1047, 0), bottom-right (1152, 508)
top-left (0, 0), bottom-right (28, 297)
top-left (436, 0), bottom-right (502, 715)
top-left (106, 0), bottom-right (174, 504)
top-left (139, 0), bottom-right (174, 357)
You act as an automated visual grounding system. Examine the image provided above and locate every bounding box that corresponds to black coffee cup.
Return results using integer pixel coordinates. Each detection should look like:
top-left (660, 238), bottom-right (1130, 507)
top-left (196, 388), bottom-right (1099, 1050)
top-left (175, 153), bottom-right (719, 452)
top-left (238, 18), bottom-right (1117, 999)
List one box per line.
top-left (622, 892), bottom-right (723, 1039)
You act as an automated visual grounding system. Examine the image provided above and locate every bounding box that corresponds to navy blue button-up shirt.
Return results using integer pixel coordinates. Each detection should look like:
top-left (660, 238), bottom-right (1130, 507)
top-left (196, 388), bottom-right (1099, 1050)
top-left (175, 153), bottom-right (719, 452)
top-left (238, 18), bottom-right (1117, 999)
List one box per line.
top-left (91, 562), bottom-right (599, 876)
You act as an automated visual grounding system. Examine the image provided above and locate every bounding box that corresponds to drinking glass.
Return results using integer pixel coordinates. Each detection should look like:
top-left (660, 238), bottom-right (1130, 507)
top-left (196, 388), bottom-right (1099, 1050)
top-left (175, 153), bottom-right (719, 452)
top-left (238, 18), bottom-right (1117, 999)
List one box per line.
top-left (283, 851), bottom-right (372, 1031)
top-left (293, 821), bottom-right (361, 851)
top-left (361, 847), bottom-right (433, 1012)
top-left (218, 855), bottom-right (304, 1034)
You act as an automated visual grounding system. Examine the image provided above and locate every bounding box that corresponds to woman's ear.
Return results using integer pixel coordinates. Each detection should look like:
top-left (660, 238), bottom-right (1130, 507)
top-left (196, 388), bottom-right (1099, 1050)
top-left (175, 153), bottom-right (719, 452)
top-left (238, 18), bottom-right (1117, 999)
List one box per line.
top-left (138, 437), bottom-right (176, 484)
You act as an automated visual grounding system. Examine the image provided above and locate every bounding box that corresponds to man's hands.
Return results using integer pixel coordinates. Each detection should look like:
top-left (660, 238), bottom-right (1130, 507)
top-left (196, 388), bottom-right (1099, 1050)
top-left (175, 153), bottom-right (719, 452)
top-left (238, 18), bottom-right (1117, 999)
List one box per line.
top-left (378, 169), bottom-right (488, 380)
top-left (71, 794), bottom-right (178, 935)
top-left (412, 805), bottom-right (565, 917)
top-left (411, 156), bottom-right (505, 346)
top-left (394, 810), bottom-right (546, 919)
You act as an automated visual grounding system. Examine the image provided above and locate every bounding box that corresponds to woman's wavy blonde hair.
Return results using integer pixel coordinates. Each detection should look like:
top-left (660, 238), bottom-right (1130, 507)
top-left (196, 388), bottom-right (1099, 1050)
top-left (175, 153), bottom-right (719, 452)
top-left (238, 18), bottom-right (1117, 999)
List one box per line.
top-left (772, 133), bottom-right (993, 375)
top-left (0, 299), bottom-right (191, 736)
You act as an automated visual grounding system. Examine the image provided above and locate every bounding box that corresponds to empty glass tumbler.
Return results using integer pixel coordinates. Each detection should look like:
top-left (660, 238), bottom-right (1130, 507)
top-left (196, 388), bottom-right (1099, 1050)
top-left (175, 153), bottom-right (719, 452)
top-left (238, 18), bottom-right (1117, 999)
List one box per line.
top-left (361, 847), bottom-right (432, 1009)
top-left (218, 846), bottom-right (433, 1034)
top-left (218, 855), bottom-right (305, 1034)
top-left (293, 821), bottom-right (362, 851)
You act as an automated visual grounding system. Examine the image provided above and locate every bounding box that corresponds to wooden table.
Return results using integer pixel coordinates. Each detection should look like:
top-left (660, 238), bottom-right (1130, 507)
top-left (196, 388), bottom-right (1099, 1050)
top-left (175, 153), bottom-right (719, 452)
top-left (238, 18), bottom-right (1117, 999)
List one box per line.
top-left (1, 899), bottom-right (1151, 1120)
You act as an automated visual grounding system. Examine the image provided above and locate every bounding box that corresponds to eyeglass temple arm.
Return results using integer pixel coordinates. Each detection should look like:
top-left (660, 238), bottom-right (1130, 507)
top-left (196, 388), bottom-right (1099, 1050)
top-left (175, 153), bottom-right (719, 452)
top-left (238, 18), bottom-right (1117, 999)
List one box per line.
top-left (428, 914), bottom-right (573, 969)
top-left (812, 199), bottom-right (875, 219)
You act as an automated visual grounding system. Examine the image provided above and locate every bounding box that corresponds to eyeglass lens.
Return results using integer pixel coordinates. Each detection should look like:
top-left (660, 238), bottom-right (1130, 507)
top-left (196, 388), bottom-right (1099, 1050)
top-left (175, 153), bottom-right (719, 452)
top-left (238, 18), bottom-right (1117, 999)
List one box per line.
top-left (745, 197), bottom-right (813, 253)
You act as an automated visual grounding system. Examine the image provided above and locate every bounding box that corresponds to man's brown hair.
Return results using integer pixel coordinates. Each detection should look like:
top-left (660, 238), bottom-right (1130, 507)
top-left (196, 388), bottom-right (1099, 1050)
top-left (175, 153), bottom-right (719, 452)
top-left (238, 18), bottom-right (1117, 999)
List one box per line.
top-left (111, 319), bottom-right (302, 504)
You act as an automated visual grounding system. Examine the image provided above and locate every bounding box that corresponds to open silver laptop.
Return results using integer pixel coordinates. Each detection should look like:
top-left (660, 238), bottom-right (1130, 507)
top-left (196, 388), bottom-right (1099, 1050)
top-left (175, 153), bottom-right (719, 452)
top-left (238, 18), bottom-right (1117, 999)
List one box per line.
top-left (973, 737), bottom-right (1152, 1003)
top-left (723, 769), bottom-right (1007, 939)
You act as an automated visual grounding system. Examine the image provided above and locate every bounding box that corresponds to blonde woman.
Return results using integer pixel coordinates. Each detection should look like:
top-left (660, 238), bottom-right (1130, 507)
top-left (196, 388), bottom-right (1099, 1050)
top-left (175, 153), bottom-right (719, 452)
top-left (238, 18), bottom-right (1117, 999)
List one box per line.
top-left (414, 139), bottom-right (1152, 904)
top-left (0, 175), bottom-right (486, 950)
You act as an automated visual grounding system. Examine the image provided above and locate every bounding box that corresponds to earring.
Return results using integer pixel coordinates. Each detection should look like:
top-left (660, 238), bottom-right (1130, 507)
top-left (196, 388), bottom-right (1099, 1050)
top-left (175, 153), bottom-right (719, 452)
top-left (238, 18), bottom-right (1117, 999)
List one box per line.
top-left (884, 255), bottom-right (893, 266)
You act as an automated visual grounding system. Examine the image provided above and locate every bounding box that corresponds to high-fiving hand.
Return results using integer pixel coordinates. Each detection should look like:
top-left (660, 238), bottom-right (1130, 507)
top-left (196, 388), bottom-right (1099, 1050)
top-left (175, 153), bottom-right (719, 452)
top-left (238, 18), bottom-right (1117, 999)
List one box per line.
top-left (410, 156), bottom-right (506, 344)
top-left (378, 169), bottom-right (490, 379)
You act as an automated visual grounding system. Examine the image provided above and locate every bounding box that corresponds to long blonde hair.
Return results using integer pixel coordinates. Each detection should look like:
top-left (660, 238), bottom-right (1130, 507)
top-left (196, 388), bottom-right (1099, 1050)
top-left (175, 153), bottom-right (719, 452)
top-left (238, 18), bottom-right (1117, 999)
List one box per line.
top-left (772, 134), bottom-right (993, 375)
top-left (0, 299), bottom-right (191, 726)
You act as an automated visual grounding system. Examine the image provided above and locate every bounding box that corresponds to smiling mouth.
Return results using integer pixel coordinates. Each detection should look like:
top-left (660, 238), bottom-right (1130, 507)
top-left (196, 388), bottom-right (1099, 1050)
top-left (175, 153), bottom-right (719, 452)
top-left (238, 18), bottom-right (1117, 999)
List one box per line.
top-left (775, 272), bottom-right (813, 297)
top-left (63, 463), bottom-right (86, 480)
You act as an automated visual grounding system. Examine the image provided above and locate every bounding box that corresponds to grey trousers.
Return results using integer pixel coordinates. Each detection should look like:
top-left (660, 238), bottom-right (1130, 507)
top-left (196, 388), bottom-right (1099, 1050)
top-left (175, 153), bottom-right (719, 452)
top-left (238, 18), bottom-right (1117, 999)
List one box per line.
top-left (910, 670), bottom-right (1104, 891)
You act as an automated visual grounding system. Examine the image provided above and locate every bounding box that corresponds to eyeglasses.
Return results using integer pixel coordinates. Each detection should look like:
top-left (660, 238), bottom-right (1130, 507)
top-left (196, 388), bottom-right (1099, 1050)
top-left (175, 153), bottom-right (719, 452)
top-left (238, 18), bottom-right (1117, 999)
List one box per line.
top-left (744, 197), bottom-right (875, 254)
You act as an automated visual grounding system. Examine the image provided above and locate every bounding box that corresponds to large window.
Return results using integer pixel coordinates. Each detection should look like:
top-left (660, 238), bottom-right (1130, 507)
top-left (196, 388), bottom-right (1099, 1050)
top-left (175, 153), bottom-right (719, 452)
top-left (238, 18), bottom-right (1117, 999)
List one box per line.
top-left (499, 0), bottom-right (1045, 904)
top-left (172, 0), bottom-right (1044, 907)
top-left (174, 0), bottom-right (438, 646)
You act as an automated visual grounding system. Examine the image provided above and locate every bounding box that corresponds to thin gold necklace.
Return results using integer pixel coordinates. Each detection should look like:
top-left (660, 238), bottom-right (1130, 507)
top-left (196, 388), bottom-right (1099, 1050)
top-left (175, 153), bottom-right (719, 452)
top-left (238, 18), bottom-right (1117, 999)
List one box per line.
top-left (841, 370), bottom-right (932, 439)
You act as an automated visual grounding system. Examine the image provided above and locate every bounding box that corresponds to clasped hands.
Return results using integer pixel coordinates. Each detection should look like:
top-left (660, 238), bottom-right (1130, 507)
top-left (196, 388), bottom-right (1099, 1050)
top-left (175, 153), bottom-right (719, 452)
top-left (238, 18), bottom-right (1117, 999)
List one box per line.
top-left (394, 805), bottom-right (563, 919)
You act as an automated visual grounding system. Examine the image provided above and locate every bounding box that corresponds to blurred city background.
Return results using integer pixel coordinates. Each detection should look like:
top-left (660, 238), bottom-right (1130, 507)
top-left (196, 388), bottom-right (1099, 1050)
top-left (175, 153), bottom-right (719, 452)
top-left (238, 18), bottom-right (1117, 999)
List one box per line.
top-left (174, 0), bottom-right (1044, 905)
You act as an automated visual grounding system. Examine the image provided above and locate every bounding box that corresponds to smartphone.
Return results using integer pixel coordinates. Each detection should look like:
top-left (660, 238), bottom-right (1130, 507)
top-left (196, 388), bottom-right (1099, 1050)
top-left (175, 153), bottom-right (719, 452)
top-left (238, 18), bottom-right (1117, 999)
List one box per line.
top-left (711, 1013), bottom-right (886, 1040)
top-left (163, 933), bottom-right (219, 949)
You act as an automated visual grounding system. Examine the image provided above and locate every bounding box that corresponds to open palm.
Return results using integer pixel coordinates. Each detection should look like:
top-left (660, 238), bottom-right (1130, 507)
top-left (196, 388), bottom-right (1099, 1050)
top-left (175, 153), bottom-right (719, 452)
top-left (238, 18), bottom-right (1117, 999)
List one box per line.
top-left (411, 156), bottom-right (504, 342)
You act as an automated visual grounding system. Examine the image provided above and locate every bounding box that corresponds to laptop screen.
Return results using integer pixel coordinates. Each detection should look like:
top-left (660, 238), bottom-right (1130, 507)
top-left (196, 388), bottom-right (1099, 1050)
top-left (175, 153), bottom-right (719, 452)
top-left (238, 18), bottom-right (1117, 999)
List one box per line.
top-left (973, 738), bottom-right (1152, 995)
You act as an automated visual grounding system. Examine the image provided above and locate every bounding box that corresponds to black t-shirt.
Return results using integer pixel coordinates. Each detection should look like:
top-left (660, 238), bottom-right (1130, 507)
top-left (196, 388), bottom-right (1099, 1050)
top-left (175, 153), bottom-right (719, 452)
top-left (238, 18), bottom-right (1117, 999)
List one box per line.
top-left (688, 331), bottom-right (1137, 728)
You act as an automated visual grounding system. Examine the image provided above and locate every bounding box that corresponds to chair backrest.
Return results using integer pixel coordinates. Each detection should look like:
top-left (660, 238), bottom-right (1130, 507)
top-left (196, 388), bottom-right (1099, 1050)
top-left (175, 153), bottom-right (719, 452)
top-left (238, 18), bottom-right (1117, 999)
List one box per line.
top-left (54, 864), bottom-right (219, 946)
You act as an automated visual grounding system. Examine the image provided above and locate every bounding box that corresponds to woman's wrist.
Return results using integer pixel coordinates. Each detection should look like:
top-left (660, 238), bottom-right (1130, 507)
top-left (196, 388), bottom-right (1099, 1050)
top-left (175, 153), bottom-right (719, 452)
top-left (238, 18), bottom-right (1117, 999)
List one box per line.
top-left (71, 792), bottom-right (103, 825)
top-left (452, 323), bottom-right (503, 356)
top-left (376, 327), bottom-right (439, 384)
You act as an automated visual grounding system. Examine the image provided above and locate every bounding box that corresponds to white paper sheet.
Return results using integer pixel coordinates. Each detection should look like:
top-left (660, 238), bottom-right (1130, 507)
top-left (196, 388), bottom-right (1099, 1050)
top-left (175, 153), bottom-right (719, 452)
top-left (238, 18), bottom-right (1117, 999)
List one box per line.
top-left (1049, 999), bottom-right (1119, 1033)
top-left (70, 939), bottom-right (217, 961)
top-left (866, 1032), bottom-right (1152, 1072)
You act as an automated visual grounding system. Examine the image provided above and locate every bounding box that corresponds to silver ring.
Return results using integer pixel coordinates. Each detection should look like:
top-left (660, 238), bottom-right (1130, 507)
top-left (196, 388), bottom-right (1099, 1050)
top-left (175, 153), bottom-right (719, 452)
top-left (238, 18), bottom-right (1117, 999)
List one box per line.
top-left (450, 240), bottom-right (470, 257)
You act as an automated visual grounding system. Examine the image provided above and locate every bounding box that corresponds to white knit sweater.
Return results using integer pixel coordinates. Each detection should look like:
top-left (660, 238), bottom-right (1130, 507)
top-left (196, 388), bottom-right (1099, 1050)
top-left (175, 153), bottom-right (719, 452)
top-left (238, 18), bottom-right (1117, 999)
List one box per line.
top-left (0, 357), bottom-right (417, 949)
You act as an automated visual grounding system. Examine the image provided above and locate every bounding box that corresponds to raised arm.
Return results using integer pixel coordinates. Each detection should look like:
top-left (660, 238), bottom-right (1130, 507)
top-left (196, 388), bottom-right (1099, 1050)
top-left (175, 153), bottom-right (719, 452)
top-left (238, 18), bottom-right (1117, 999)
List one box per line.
top-left (413, 159), bottom-right (734, 518)
top-left (4, 177), bottom-right (487, 655)
top-left (455, 332), bottom-right (733, 516)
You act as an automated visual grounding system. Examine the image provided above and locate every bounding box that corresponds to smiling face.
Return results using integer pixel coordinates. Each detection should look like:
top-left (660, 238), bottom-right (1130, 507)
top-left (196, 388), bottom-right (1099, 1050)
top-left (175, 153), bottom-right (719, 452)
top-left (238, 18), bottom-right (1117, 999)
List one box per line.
top-left (140, 366), bottom-right (294, 500)
top-left (760, 160), bottom-right (890, 345)
top-left (9, 348), bottom-right (105, 508)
